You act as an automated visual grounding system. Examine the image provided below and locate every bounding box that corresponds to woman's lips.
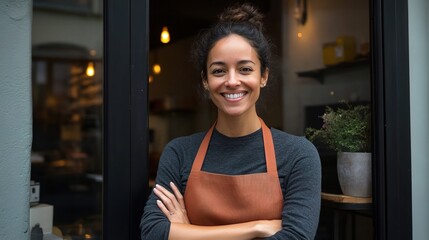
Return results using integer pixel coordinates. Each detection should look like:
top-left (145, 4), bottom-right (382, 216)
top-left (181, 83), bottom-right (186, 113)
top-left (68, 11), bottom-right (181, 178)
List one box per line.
top-left (222, 92), bottom-right (246, 100)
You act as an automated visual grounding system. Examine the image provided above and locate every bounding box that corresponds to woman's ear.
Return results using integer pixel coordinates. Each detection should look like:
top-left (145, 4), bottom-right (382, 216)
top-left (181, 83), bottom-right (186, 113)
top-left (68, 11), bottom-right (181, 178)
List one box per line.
top-left (201, 71), bottom-right (209, 90)
top-left (260, 68), bottom-right (269, 88)
top-left (202, 80), bottom-right (209, 90)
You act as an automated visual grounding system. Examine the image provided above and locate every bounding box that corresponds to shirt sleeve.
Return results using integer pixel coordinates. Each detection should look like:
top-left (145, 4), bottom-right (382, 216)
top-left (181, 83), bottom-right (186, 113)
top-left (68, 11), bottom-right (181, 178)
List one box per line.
top-left (268, 137), bottom-right (322, 240)
top-left (140, 140), bottom-right (184, 240)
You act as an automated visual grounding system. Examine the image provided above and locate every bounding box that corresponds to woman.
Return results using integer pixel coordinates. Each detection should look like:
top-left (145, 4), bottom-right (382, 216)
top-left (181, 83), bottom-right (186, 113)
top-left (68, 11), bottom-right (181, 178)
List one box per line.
top-left (141, 3), bottom-right (321, 240)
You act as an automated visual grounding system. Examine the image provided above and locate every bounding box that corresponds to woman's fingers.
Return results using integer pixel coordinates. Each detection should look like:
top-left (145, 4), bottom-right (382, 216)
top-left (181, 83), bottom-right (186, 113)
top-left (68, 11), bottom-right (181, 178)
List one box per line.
top-left (153, 186), bottom-right (177, 213)
top-left (156, 200), bottom-right (170, 216)
top-left (154, 182), bottom-right (190, 224)
top-left (170, 182), bottom-right (186, 209)
top-left (154, 183), bottom-right (182, 211)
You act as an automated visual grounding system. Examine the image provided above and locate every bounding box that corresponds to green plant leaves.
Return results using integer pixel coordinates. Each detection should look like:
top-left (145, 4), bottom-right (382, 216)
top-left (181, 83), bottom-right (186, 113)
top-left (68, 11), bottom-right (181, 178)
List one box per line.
top-left (305, 103), bottom-right (371, 152)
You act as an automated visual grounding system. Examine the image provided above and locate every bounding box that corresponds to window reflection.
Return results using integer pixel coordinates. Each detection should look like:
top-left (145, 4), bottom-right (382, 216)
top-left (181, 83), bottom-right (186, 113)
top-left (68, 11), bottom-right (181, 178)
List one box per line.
top-left (31, 2), bottom-right (103, 239)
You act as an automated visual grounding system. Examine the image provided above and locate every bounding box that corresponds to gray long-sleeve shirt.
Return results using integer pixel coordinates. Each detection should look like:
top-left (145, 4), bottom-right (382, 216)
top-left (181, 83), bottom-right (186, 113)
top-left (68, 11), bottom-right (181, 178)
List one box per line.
top-left (140, 127), bottom-right (321, 240)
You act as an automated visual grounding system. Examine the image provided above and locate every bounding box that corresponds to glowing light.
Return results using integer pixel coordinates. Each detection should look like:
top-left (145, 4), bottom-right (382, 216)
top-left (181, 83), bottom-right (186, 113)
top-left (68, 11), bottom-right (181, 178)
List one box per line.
top-left (153, 64), bottom-right (161, 74)
top-left (297, 32), bottom-right (303, 38)
top-left (160, 26), bottom-right (170, 44)
top-left (86, 62), bottom-right (95, 77)
top-left (89, 49), bottom-right (96, 56)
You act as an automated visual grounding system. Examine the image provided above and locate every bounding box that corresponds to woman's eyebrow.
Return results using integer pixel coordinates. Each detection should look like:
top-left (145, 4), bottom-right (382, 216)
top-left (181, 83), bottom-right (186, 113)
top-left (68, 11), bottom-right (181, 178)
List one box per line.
top-left (237, 60), bottom-right (256, 65)
top-left (208, 61), bottom-right (225, 68)
top-left (208, 60), bottom-right (256, 68)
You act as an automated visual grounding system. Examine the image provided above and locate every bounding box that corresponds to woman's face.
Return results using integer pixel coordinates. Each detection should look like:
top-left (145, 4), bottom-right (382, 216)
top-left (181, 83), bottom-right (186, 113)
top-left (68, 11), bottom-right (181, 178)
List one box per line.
top-left (205, 34), bottom-right (268, 119)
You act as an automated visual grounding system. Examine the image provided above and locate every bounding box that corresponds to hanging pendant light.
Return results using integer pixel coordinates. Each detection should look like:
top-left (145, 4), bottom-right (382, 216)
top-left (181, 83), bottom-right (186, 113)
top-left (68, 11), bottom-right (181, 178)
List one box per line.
top-left (86, 62), bottom-right (95, 77)
top-left (160, 26), bottom-right (170, 44)
top-left (153, 64), bottom-right (161, 75)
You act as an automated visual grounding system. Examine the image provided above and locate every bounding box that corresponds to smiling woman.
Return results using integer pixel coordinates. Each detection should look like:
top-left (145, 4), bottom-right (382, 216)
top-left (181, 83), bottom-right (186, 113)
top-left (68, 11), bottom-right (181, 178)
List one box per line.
top-left (205, 34), bottom-right (268, 126)
top-left (140, 3), bottom-right (321, 240)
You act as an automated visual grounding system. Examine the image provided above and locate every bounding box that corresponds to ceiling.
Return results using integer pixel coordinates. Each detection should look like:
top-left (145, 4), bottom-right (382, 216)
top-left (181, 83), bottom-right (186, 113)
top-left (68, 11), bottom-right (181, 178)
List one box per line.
top-left (149, 0), bottom-right (272, 50)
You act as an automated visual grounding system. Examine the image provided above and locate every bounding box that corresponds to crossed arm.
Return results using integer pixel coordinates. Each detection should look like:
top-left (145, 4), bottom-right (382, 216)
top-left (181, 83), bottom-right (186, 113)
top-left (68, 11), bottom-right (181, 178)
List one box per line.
top-left (153, 182), bottom-right (282, 240)
top-left (140, 136), bottom-right (321, 240)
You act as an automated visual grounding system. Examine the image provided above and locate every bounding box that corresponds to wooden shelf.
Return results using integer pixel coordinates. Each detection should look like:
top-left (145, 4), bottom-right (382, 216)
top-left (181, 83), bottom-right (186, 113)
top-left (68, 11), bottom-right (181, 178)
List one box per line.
top-left (296, 57), bottom-right (370, 83)
top-left (321, 192), bottom-right (372, 211)
top-left (322, 192), bottom-right (372, 204)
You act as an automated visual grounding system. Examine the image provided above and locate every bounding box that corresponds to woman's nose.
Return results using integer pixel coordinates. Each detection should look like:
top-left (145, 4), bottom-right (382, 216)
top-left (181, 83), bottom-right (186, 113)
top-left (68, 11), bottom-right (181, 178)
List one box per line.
top-left (225, 72), bottom-right (241, 86)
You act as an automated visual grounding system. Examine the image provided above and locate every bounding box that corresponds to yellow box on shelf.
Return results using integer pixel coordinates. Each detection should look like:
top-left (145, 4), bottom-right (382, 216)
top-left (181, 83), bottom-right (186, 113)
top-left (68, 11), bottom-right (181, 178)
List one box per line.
top-left (323, 42), bottom-right (338, 66)
top-left (335, 36), bottom-right (357, 63)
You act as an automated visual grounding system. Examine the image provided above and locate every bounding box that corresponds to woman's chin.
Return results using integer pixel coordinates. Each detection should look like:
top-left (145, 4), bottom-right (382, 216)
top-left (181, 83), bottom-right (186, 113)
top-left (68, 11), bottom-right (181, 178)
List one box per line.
top-left (218, 108), bottom-right (254, 118)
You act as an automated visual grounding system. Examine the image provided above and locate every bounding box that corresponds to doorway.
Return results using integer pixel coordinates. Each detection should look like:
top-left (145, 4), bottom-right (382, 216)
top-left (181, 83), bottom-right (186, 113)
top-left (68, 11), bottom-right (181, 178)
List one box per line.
top-left (102, 0), bottom-right (412, 239)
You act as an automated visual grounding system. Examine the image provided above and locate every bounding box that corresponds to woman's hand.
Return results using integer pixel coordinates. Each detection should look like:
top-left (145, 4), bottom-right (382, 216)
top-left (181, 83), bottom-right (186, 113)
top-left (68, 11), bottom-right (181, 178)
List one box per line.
top-left (154, 182), bottom-right (281, 240)
top-left (253, 219), bottom-right (282, 238)
top-left (153, 182), bottom-right (190, 224)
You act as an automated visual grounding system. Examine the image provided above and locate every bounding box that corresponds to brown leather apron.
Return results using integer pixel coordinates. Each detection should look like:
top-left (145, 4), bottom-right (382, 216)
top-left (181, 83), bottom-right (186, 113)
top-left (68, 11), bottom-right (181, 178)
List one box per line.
top-left (184, 119), bottom-right (284, 226)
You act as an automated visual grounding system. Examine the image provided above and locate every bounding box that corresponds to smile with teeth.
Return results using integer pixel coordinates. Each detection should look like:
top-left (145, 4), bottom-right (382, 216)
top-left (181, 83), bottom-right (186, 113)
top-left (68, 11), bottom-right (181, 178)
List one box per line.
top-left (223, 92), bottom-right (246, 99)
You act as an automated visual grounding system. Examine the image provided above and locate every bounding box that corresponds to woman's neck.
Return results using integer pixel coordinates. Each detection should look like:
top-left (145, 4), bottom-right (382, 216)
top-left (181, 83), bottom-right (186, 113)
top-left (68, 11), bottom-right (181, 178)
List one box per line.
top-left (215, 113), bottom-right (261, 137)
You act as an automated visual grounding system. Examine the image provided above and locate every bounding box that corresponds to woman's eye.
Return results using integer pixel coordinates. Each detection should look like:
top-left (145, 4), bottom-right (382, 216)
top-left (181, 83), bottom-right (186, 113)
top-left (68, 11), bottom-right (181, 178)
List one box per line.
top-left (240, 67), bottom-right (253, 73)
top-left (211, 69), bottom-right (225, 75)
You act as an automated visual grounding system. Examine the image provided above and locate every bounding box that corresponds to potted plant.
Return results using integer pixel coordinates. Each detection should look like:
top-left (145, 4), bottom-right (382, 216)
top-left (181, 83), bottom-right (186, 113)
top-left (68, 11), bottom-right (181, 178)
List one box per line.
top-left (305, 102), bottom-right (372, 197)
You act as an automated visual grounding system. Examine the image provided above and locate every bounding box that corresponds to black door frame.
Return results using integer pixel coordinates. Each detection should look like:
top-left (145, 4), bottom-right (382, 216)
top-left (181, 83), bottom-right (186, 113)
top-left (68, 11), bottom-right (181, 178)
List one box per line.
top-left (372, 0), bottom-right (412, 239)
top-left (103, 0), bottom-right (149, 239)
top-left (103, 0), bottom-right (413, 239)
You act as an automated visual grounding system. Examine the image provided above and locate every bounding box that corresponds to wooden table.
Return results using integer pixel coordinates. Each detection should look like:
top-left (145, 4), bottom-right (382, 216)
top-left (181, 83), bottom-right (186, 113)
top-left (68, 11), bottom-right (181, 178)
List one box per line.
top-left (321, 192), bottom-right (373, 240)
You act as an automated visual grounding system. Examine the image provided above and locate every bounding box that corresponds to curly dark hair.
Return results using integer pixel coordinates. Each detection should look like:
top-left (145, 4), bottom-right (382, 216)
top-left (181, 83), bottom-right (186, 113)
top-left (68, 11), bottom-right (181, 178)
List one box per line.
top-left (191, 3), bottom-right (272, 82)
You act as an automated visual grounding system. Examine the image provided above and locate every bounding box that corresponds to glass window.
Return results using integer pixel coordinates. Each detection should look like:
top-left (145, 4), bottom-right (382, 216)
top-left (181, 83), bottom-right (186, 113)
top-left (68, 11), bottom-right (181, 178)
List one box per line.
top-left (31, 2), bottom-right (103, 239)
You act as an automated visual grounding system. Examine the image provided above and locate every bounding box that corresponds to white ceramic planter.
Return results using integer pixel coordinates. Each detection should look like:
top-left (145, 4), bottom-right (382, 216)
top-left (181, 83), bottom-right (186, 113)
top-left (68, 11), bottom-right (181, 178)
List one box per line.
top-left (337, 152), bottom-right (372, 197)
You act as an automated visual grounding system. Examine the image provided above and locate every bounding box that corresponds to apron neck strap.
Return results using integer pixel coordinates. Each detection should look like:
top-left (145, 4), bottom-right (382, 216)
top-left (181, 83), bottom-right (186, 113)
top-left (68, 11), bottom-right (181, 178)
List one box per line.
top-left (192, 118), bottom-right (279, 176)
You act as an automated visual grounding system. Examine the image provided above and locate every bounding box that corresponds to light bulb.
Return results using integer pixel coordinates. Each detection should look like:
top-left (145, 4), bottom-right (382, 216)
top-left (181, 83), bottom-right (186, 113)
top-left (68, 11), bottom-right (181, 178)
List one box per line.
top-left (297, 32), bottom-right (303, 38)
top-left (160, 26), bottom-right (170, 44)
top-left (86, 62), bottom-right (95, 77)
top-left (153, 64), bottom-right (161, 74)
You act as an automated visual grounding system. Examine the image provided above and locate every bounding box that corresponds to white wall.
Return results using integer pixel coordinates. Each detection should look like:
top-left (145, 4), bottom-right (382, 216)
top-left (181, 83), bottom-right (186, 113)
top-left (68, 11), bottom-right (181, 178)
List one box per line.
top-left (409, 0), bottom-right (429, 238)
top-left (32, 9), bottom-right (103, 57)
top-left (0, 1), bottom-right (32, 239)
top-left (281, 0), bottom-right (370, 135)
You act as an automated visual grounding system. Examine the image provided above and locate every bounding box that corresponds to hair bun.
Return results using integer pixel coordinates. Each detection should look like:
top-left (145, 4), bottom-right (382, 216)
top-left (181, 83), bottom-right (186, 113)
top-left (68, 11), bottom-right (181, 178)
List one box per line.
top-left (219, 3), bottom-right (264, 31)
